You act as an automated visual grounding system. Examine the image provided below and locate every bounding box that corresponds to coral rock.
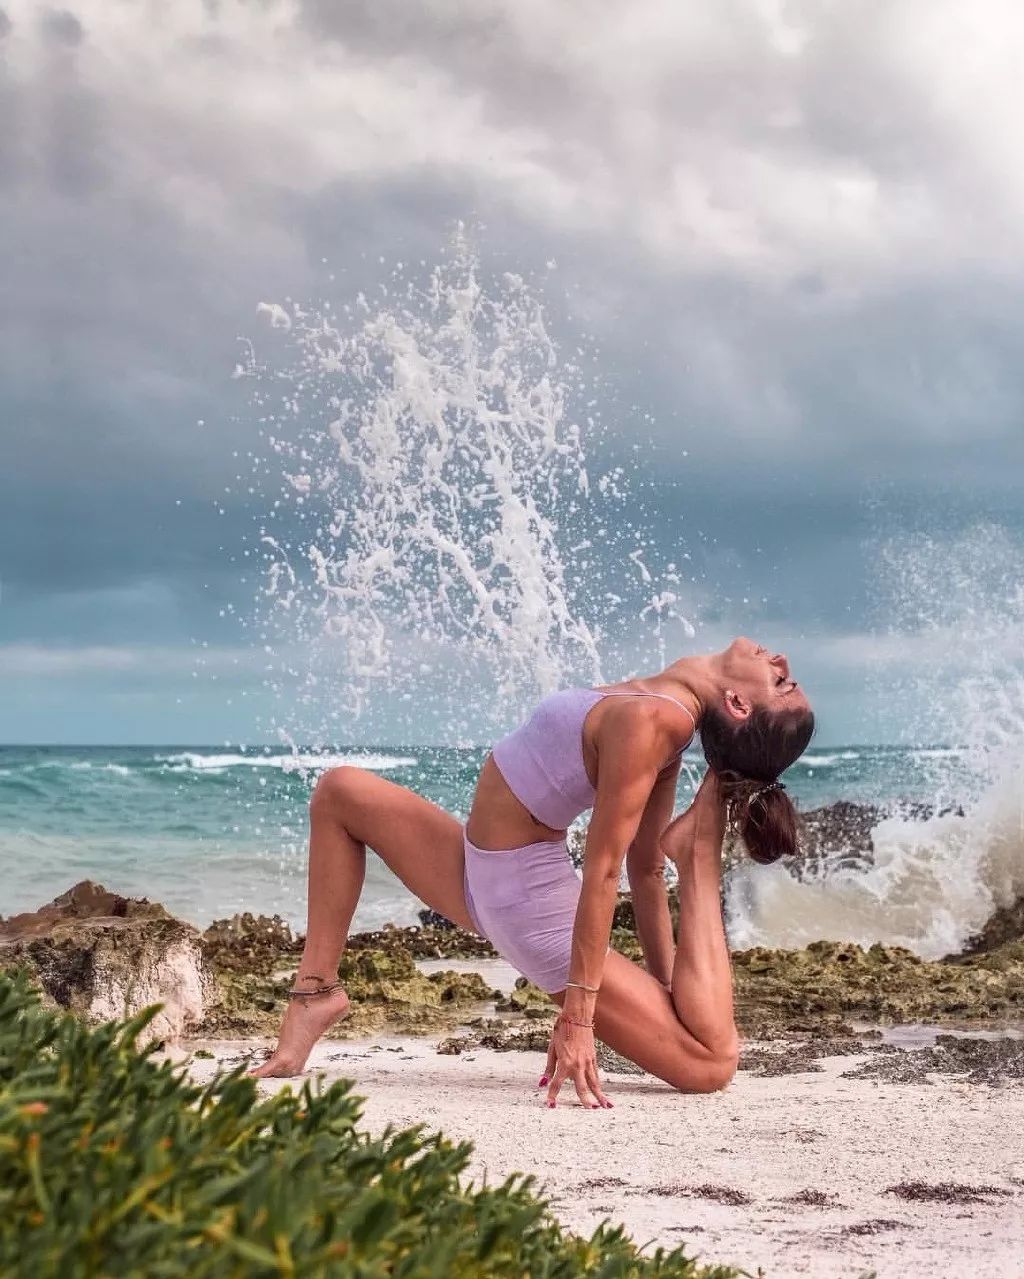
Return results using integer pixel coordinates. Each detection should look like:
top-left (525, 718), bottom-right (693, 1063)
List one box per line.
top-left (0, 881), bottom-right (212, 1044)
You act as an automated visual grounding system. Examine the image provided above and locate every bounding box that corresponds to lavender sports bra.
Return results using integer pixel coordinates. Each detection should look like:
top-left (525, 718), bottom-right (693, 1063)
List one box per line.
top-left (489, 686), bottom-right (697, 830)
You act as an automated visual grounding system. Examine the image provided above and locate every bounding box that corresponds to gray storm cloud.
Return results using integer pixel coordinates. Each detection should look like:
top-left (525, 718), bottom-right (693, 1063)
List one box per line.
top-left (2, 0), bottom-right (1022, 741)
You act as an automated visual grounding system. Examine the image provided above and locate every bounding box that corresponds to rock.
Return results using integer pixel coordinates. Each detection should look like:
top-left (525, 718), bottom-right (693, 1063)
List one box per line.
top-left (416, 908), bottom-right (456, 930)
top-left (957, 894), bottom-right (1024, 954)
top-left (0, 879), bottom-right (170, 938)
top-left (202, 912), bottom-right (301, 975)
top-left (0, 881), bottom-right (212, 1045)
top-left (842, 1035), bottom-right (1024, 1086)
top-left (348, 922), bottom-right (496, 960)
top-left (732, 936), bottom-right (1024, 1035)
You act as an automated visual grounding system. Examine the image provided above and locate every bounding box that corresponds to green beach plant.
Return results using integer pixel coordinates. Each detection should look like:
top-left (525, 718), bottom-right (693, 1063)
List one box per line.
top-left (0, 971), bottom-right (735, 1278)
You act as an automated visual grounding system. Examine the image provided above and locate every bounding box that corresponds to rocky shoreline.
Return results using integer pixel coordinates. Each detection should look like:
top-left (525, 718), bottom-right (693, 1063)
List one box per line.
top-left (3, 856), bottom-right (1022, 1086)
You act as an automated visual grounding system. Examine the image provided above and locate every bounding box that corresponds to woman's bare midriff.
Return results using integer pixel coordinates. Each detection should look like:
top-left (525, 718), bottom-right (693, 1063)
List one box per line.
top-left (464, 753), bottom-right (565, 849)
top-left (465, 680), bottom-right (687, 851)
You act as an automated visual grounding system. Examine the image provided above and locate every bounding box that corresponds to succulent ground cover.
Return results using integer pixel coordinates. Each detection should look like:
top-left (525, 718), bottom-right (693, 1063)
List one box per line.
top-left (0, 972), bottom-right (736, 1279)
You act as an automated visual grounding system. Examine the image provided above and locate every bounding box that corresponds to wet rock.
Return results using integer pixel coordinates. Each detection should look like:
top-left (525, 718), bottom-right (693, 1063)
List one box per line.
top-left (416, 908), bottom-right (456, 930)
top-left (725, 799), bottom-right (964, 872)
top-left (0, 881), bottom-right (211, 1044)
top-left (202, 913), bottom-right (301, 975)
top-left (348, 922), bottom-right (496, 960)
top-left (842, 1035), bottom-right (1024, 1085)
top-left (732, 937), bottom-right (1024, 1034)
top-left (437, 1023), bottom-right (554, 1054)
top-left (792, 801), bottom-right (878, 868)
top-left (957, 895), bottom-right (1024, 954)
top-left (739, 1034), bottom-right (889, 1077)
top-left (494, 976), bottom-right (551, 1016)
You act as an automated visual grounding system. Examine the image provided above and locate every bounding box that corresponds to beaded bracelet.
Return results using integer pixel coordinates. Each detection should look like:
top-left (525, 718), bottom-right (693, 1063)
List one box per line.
top-left (565, 980), bottom-right (600, 993)
top-left (556, 1013), bottom-right (595, 1029)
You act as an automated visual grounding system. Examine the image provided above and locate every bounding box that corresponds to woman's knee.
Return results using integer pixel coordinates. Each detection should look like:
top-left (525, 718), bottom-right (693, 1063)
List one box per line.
top-left (665, 1044), bottom-right (739, 1094)
top-left (310, 765), bottom-right (367, 817)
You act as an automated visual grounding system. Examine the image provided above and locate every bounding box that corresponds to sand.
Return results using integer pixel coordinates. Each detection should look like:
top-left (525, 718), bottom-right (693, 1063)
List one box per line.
top-left (178, 1019), bottom-right (1024, 1279)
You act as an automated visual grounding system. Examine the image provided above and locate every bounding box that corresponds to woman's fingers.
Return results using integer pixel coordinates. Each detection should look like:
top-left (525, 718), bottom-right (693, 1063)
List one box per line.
top-left (571, 1067), bottom-right (598, 1109)
top-left (546, 1061), bottom-right (568, 1107)
top-left (586, 1060), bottom-right (613, 1109)
top-left (539, 1035), bottom-right (557, 1087)
top-left (546, 1060), bottom-right (598, 1109)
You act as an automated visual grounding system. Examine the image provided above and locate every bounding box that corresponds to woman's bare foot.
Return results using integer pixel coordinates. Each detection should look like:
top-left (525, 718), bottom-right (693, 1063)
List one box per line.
top-left (249, 977), bottom-right (351, 1078)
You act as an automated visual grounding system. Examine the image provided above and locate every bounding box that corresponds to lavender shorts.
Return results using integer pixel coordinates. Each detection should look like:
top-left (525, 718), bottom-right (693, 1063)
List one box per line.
top-left (462, 827), bottom-right (582, 994)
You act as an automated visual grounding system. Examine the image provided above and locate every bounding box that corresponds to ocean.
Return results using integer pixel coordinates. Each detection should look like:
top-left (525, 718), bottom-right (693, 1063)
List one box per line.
top-left (3, 739), bottom-right (1017, 963)
top-left (5, 243), bottom-right (1021, 967)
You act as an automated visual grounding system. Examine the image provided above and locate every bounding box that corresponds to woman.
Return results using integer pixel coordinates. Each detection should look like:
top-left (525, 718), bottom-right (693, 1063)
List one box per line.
top-left (252, 637), bottom-right (814, 1107)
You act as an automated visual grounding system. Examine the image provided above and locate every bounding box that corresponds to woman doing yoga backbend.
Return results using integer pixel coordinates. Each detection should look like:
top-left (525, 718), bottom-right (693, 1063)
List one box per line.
top-left (252, 637), bottom-right (815, 1107)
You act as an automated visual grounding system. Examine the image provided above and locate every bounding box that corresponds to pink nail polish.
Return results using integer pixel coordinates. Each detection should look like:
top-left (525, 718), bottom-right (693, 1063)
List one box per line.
top-left (547, 1101), bottom-right (555, 1109)
top-left (538, 1075), bottom-right (549, 1086)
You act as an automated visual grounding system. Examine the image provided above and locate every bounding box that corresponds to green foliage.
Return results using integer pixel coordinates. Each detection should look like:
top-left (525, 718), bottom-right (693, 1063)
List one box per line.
top-left (0, 972), bottom-right (735, 1278)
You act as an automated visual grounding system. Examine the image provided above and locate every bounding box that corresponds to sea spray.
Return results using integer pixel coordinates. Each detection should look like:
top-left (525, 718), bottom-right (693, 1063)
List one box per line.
top-left (726, 522), bottom-right (1024, 958)
top-left (235, 230), bottom-right (693, 755)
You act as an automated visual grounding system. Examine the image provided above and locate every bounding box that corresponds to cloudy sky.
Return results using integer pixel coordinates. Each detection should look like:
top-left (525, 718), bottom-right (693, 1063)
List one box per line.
top-left (3, 0), bottom-right (1023, 746)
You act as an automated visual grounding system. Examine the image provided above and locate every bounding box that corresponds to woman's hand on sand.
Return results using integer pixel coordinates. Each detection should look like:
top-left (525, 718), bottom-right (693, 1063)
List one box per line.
top-left (541, 1015), bottom-right (613, 1110)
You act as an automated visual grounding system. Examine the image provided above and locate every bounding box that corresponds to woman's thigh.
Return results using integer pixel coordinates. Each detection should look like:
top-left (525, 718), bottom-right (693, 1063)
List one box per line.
top-left (315, 766), bottom-right (477, 933)
top-left (584, 950), bottom-right (737, 1093)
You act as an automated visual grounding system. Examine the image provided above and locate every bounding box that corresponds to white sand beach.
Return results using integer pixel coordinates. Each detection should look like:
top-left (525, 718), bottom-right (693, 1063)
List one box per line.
top-left (178, 1027), bottom-right (1024, 1279)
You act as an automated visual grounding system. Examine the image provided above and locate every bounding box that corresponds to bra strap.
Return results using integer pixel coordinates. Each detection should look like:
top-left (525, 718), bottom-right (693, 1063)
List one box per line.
top-left (595, 689), bottom-right (698, 737)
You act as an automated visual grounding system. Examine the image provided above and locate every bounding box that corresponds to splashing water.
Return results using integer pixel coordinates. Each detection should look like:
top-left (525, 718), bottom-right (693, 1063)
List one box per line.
top-left (236, 230), bottom-right (693, 758)
top-left (229, 237), bottom-right (1022, 958)
top-left (727, 523), bottom-right (1024, 958)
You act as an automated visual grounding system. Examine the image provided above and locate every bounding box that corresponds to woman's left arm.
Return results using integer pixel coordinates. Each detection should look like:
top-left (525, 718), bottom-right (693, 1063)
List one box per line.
top-left (625, 760), bottom-right (682, 986)
top-left (545, 715), bottom-right (664, 1108)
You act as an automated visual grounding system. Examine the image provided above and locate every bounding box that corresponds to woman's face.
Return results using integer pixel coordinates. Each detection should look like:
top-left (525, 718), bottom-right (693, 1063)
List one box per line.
top-left (719, 637), bottom-right (810, 714)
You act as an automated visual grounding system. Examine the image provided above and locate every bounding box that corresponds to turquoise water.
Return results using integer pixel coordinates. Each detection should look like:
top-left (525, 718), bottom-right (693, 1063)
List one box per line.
top-left (0, 742), bottom-right (974, 933)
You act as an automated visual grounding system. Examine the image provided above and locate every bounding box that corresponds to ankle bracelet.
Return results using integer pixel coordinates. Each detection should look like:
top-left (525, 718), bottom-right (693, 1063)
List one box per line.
top-left (287, 981), bottom-right (343, 999)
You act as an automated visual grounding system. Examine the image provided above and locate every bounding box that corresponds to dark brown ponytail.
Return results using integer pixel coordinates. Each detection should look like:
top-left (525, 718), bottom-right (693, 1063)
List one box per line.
top-left (700, 704), bottom-right (815, 864)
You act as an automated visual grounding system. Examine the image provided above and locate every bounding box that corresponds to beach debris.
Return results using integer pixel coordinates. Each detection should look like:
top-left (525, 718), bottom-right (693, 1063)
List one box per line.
top-left (596, 1043), bottom-right (646, 1075)
top-left (777, 1189), bottom-right (842, 1207)
top-left (884, 1181), bottom-right (1013, 1204)
top-left (842, 1035), bottom-right (1024, 1086)
top-left (738, 1034), bottom-right (888, 1077)
top-left (649, 1184), bottom-right (754, 1207)
top-left (841, 1218), bottom-right (905, 1236)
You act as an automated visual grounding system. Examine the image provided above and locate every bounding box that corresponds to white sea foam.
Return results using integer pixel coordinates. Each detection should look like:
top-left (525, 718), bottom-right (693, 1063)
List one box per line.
top-left (727, 524), bottom-right (1024, 957)
top-left (158, 751), bottom-right (417, 773)
top-left (799, 751), bottom-right (860, 768)
top-left (68, 762), bottom-right (134, 776)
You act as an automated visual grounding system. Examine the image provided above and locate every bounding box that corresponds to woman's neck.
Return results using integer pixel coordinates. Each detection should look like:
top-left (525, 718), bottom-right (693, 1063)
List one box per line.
top-left (654, 655), bottom-right (723, 728)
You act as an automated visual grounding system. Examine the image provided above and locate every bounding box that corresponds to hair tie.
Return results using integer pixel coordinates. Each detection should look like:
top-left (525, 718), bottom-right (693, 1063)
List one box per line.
top-left (750, 780), bottom-right (786, 805)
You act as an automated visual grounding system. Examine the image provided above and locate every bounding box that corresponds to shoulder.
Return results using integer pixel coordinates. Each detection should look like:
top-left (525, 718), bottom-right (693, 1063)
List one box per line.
top-left (593, 698), bottom-right (675, 764)
top-left (596, 694), bottom-right (689, 741)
